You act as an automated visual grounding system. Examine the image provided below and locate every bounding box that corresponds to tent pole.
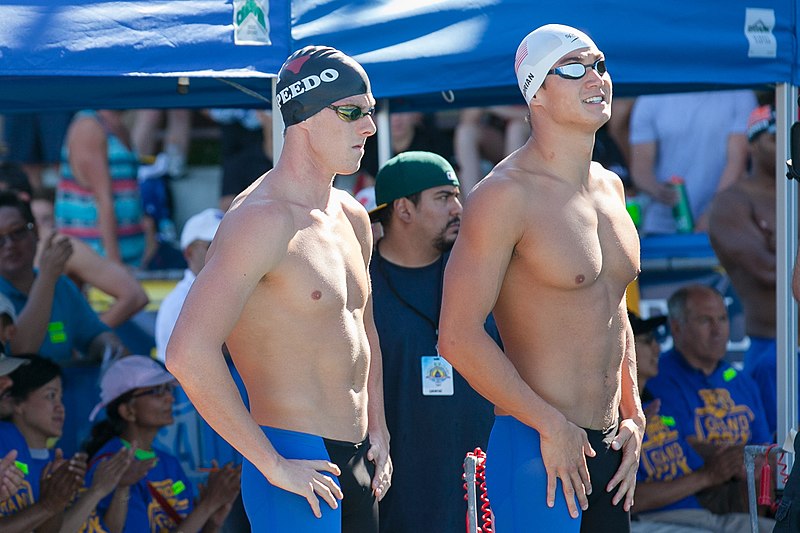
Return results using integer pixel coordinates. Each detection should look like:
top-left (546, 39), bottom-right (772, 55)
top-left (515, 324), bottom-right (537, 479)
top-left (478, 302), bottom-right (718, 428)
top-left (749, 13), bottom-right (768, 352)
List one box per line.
top-left (775, 83), bottom-right (797, 477)
top-left (272, 77), bottom-right (284, 162)
top-left (377, 100), bottom-right (391, 169)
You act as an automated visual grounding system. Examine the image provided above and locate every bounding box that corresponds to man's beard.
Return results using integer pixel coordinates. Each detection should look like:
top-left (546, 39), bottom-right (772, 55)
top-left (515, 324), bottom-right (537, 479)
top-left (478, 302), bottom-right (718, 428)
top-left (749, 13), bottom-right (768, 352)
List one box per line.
top-left (433, 218), bottom-right (460, 253)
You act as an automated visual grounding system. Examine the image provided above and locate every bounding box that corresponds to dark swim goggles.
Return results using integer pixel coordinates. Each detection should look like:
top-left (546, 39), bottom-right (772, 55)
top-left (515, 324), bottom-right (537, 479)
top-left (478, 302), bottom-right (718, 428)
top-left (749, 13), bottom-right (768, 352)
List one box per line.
top-left (327, 104), bottom-right (376, 122)
top-left (548, 59), bottom-right (607, 80)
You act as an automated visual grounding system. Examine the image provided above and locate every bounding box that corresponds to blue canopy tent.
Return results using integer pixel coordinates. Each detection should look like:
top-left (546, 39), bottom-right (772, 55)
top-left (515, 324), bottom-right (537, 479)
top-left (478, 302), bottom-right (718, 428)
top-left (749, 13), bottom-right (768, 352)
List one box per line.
top-left (291, 0), bottom-right (797, 110)
top-left (0, 0), bottom-right (290, 112)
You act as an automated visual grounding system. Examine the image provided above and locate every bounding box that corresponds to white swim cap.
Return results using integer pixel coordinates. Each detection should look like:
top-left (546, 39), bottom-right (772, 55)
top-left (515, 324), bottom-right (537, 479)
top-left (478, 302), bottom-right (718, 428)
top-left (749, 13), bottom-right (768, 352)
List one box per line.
top-left (514, 24), bottom-right (598, 105)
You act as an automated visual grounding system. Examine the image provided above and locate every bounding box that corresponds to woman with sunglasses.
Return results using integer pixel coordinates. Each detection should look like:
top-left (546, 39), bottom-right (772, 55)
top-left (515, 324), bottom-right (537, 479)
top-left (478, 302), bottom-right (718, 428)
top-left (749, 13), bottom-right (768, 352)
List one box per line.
top-left (0, 355), bottom-right (133, 532)
top-left (84, 355), bottom-right (240, 533)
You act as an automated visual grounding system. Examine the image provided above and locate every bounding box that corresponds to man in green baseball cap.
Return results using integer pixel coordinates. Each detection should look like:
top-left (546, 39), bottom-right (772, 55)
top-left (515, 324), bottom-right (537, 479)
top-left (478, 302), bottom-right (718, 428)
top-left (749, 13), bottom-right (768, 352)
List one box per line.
top-left (369, 150), bottom-right (498, 531)
top-left (369, 151), bottom-right (460, 235)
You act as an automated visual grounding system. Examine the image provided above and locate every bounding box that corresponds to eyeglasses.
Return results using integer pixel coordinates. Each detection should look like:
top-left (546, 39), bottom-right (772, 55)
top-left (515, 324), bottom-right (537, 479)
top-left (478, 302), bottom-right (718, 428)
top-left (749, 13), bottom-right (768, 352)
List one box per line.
top-left (548, 59), bottom-right (607, 80)
top-left (327, 104), bottom-right (376, 122)
top-left (131, 383), bottom-right (175, 399)
top-left (0, 223), bottom-right (34, 247)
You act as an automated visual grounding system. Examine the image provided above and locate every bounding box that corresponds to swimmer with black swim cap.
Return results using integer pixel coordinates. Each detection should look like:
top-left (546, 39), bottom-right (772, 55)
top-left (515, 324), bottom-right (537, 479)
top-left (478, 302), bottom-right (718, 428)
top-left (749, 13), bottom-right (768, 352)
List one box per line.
top-left (276, 45), bottom-right (373, 128)
top-left (167, 44), bottom-right (389, 533)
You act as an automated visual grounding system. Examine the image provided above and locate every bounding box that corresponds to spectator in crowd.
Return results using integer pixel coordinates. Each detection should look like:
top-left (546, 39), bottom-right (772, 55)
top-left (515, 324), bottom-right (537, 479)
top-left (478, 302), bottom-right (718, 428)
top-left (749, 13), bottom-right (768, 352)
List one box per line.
top-left (0, 191), bottom-right (128, 455)
top-left (0, 165), bottom-right (149, 329)
top-left (1, 112), bottom-right (74, 191)
top-left (206, 109), bottom-right (273, 212)
top-left (454, 106), bottom-right (528, 194)
top-left (369, 151), bottom-right (497, 532)
top-left (629, 311), bottom-right (775, 532)
top-left (56, 110), bottom-right (156, 268)
top-left (31, 188), bottom-right (149, 329)
top-left (84, 355), bottom-right (241, 533)
top-left (0, 355), bottom-right (134, 532)
top-left (0, 191), bottom-right (125, 364)
top-left (0, 294), bottom-right (26, 504)
top-left (708, 104), bottom-right (786, 435)
top-left (155, 208), bottom-right (222, 363)
top-left (645, 286), bottom-right (772, 516)
top-left (131, 109), bottom-right (192, 179)
top-left (629, 90), bottom-right (756, 234)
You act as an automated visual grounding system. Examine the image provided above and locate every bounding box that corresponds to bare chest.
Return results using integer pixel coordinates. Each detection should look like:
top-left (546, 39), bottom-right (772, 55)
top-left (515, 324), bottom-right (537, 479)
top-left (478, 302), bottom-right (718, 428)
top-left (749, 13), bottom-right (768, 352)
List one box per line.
top-left (512, 189), bottom-right (640, 291)
top-left (262, 213), bottom-right (369, 314)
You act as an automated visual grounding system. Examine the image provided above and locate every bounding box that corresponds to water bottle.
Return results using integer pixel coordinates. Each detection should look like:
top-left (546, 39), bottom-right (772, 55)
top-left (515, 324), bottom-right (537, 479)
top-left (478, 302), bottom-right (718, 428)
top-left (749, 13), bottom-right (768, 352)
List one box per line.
top-left (670, 176), bottom-right (694, 233)
top-left (625, 195), bottom-right (642, 228)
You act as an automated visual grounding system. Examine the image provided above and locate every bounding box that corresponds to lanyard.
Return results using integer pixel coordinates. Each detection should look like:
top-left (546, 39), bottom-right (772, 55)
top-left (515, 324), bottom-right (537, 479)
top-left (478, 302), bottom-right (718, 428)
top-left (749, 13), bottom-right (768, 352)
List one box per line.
top-left (374, 240), bottom-right (445, 336)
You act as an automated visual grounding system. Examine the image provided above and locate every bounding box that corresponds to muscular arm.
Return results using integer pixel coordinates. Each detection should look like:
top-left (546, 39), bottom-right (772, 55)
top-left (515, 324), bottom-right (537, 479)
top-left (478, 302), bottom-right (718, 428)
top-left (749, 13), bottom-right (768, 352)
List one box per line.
top-left (343, 195), bottom-right (392, 500)
top-left (607, 314), bottom-right (645, 510)
top-left (708, 189), bottom-right (775, 287)
top-left (166, 201), bottom-right (341, 517)
top-left (439, 178), bottom-right (594, 517)
top-left (67, 117), bottom-right (121, 263)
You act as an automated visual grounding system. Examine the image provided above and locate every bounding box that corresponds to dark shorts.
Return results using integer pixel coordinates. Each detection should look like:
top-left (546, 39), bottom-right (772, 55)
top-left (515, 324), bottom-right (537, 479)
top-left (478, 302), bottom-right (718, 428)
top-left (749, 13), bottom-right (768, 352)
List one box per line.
top-left (241, 426), bottom-right (377, 533)
top-left (4, 112), bottom-right (73, 163)
top-left (486, 415), bottom-right (630, 533)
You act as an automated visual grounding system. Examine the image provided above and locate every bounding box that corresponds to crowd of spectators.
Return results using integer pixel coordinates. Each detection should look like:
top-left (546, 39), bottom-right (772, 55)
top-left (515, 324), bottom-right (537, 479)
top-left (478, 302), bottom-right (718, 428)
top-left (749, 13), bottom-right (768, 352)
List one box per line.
top-left (0, 87), bottom-right (790, 531)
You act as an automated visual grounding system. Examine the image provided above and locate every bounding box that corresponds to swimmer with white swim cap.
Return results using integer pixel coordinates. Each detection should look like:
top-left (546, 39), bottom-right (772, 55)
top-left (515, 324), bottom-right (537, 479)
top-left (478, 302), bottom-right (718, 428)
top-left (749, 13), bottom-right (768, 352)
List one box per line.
top-left (440, 23), bottom-right (643, 532)
top-left (514, 24), bottom-right (600, 104)
top-left (167, 45), bottom-right (392, 532)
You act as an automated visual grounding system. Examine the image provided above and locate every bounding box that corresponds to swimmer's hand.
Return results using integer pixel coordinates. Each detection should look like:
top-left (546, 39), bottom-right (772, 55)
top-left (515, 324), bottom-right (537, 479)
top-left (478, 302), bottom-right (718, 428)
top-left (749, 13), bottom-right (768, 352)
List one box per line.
top-left (367, 431), bottom-right (392, 501)
top-left (607, 418), bottom-right (644, 511)
top-left (540, 415), bottom-right (595, 519)
top-left (269, 458), bottom-right (343, 518)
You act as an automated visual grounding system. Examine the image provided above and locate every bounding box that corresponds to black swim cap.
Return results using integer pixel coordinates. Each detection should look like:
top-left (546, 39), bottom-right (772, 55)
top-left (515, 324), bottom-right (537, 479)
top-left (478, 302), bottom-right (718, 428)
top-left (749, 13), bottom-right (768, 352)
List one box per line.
top-left (276, 46), bottom-right (371, 128)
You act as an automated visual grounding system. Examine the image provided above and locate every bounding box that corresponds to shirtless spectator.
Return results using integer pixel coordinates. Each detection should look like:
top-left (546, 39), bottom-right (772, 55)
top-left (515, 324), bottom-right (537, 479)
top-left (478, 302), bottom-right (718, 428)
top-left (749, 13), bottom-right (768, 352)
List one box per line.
top-left (440, 24), bottom-right (643, 532)
top-left (708, 104), bottom-right (784, 434)
top-left (167, 46), bottom-right (391, 532)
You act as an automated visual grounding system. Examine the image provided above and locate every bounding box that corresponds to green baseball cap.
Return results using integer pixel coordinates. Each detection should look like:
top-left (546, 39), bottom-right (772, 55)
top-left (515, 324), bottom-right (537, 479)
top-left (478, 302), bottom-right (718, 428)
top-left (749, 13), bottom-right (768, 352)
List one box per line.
top-left (368, 151), bottom-right (459, 221)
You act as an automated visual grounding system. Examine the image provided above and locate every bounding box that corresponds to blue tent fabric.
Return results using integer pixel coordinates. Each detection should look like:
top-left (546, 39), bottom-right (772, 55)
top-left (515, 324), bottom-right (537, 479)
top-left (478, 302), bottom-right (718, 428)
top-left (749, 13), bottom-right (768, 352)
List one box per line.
top-left (291, 0), bottom-right (796, 109)
top-left (0, 0), bottom-right (291, 112)
top-left (0, 1), bottom-right (796, 112)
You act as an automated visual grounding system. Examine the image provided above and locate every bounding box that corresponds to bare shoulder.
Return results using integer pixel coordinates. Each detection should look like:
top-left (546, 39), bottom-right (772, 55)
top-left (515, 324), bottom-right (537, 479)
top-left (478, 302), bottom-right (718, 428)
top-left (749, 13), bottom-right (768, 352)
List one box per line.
top-left (590, 161), bottom-right (625, 198)
top-left (333, 187), bottom-right (372, 252)
top-left (334, 186), bottom-right (369, 223)
top-left (467, 158), bottom-right (533, 218)
top-left (208, 192), bottom-right (296, 272)
top-left (68, 114), bottom-right (104, 145)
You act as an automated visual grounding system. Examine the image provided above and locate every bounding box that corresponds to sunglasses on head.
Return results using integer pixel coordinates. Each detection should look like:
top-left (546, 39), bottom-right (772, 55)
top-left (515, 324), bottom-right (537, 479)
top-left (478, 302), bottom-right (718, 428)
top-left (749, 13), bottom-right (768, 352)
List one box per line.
top-left (327, 104), bottom-right (376, 122)
top-left (548, 59), bottom-right (607, 80)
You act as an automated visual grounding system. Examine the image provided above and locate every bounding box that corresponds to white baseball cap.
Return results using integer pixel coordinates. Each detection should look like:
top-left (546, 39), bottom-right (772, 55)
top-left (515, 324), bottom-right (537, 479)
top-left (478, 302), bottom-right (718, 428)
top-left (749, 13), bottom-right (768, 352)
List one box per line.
top-left (514, 24), bottom-right (598, 104)
top-left (0, 354), bottom-right (27, 377)
top-left (89, 355), bottom-right (176, 421)
top-left (180, 208), bottom-right (224, 250)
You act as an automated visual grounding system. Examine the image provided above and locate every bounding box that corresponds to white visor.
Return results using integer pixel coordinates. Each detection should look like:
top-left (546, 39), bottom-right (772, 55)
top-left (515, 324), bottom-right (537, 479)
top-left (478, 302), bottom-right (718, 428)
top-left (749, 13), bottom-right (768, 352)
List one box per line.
top-left (514, 24), bottom-right (598, 104)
